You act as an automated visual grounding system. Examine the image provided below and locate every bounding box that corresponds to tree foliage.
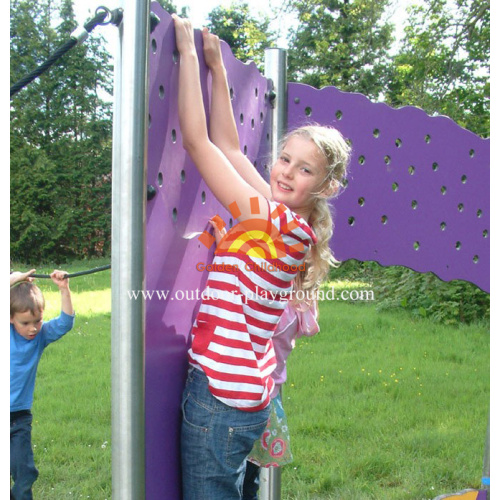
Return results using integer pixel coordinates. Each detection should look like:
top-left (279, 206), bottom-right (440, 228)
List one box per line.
top-left (206, 2), bottom-right (276, 70)
top-left (386, 0), bottom-right (489, 137)
top-left (10, 0), bottom-right (490, 317)
top-left (10, 0), bottom-right (113, 262)
top-left (286, 0), bottom-right (394, 101)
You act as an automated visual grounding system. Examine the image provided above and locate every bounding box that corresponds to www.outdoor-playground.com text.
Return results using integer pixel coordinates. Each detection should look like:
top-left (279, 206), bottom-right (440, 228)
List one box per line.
top-left (127, 287), bottom-right (375, 303)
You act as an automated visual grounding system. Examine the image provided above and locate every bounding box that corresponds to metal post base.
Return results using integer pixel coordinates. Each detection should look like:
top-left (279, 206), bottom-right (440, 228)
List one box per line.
top-left (259, 466), bottom-right (281, 500)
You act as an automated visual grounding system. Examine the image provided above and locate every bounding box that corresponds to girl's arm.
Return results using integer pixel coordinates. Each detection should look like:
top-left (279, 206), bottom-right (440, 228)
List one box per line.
top-left (202, 28), bottom-right (272, 199)
top-left (173, 16), bottom-right (269, 222)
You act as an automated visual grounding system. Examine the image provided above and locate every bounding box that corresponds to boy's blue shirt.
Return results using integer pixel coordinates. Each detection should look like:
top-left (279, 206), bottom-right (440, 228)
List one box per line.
top-left (10, 311), bottom-right (75, 412)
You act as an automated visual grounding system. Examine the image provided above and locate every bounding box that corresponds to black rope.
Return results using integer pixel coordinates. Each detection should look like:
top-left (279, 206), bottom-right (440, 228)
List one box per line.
top-left (31, 264), bottom-right (111, 279)
top-left (10, 7), bottom-right (123, 98)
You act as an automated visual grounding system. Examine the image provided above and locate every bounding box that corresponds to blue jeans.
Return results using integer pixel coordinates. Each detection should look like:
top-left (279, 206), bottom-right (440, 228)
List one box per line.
top-left (10, 411), bottom-right (38, 500)
top-left (181, 367), bottom-right (270, 500)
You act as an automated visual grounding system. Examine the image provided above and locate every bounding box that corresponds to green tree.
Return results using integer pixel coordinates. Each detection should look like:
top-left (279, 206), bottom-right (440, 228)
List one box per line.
top-left (387, 0), bottom-right (489, 137)
top-left (155, 0), bottom-right (189, 17)
top-left (206, 2), bottom-right (276, 70)
top-left (286, 0), bottom-right (394, 100)
top-left (10, 0), bottom-right (113, 262)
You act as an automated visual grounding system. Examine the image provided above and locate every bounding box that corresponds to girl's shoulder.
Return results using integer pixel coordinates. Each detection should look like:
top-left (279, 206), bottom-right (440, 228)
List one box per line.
top-left (268, 201), bottom-right (317, 245)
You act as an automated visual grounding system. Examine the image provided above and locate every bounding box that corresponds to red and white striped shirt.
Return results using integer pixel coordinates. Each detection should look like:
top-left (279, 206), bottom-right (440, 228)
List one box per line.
top-left (188, 201), bottom-right (316, 411)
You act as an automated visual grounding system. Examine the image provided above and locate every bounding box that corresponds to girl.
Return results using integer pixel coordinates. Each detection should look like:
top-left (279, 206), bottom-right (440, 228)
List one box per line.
top-left (210, 218), bottom-right (321, 500)
top-left (242, 298), bottom-right (320, 500)
top-left (173, 16), bottom-right (350, 500)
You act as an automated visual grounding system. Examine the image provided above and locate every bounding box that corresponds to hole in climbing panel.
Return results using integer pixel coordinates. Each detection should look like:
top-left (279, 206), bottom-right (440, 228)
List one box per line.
top-left (455, 241), bottom-right (462, 250)
top-left (152, 39), bottom-right (157, 53)
top-left (440, 222), bottom-right (447, 231)
top-left (251, 118), bottom-right (255, 129)
top-left (384, 155), bottom-right (391, 165)
top-left (148, 114), bottom-right (151, 129)
top-left (458, 203), bottom-right (464, 212)
top-left (171, 129), bottom-right (177, 143)
top-left (461, 175), bottom-right (467, 184)
top-left (173, 49), bottom-right (179, 63)
top-left (408, 165), bottom-right (415, 175)
top-left (260, 112), bottom-right (264, 123)
top-left (413, 241), bottom-right (420, 250)
top-left (441, 186), bottom-right (447, 195)
top-left (230, 87), bottom-right (234, 100)
top-left (243, 145), bottom-right (248, 155)
top-left (201, 191), bottom-right (206, 204)
top-left (483, 230), bottom-right (488, 238)
top-left (395, 138), bottom-right (402, 148)
top-left (305, 107), bottom-right (312, 117)
top-left (473, 255), bottom-right (479, 264)
top-left (425, 134), bottom-right (431, 143)
top-left (432, 162), bottom-right (439, 171)
top-left (358, 197), bottom-right (365, 207)
top-left (229, 218), bottom-right (233, 228)
top-left (358, 156), bottom-right (365, 165)
top-left (240, 113), bottom-right (244, 125)
top-left (157, 172), bottom-right (163, 187)
top-left (392, 182), bottom-right (399, 192)
top-left (255, 87), bottom-right (259, 98)
top-left (180, 170), bottom-right (186, 183)
top-left (469, 149), bottom-right (475, 158)
top-left (348, 216), bottom-right (355, 226)
top-left (373, 129), bottom-right (380, 138)
top-left (411, 200), bottom-right (418, 209)
top-left (381, 215), bottom-right (388, 224)
top-left (172, 208), bottom-right (178, 222)
top-left (335, 110), bottom-right (343, 120)
top-left (477, 209), bottom-right (483, 218)
top-left (159, 85), bottom-right (165, 99)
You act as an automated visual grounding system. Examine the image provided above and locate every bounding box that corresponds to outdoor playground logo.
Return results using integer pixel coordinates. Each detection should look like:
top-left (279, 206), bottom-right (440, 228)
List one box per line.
top-left (196, 198), bottom-right (306, 263)
top-left (127, 196), bottom-right (376, 302)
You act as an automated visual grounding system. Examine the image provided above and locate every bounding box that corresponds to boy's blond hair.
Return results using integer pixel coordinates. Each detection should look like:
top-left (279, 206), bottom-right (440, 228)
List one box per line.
top-left (10, 282), bottom-right (45, 317)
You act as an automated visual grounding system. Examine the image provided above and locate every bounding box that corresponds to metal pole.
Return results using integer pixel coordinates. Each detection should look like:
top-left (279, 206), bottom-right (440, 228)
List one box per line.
top-left (111, 0), bottom-right (150, 498)
top-left (265, 48), bottom-right (288, 162)
top-left (262, 47), bottom-right (287, 500)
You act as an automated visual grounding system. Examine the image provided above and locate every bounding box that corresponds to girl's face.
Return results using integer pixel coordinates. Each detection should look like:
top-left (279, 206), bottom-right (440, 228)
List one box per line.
top-left (11, 309), bottom-right (43, 341)
top-left (270, 135), bottom-right (329, 220)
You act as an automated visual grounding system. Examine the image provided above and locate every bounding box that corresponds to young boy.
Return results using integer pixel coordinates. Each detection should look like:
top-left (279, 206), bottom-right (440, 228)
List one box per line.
top-left (10, 270), bottom-right (75, 500)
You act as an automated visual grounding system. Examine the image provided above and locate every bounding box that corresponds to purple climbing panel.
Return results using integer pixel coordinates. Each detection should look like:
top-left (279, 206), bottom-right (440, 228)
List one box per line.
top-left (288, 84), bottom-right (490, 293)
top-left (145, 6), bottom-right (272, 498)
top-left (144, 6), bottom-right (489, 499)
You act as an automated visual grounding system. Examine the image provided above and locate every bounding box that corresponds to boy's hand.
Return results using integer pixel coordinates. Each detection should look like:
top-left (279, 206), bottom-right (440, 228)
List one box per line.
top-left (202, 28), bottom-right (223, 71)
top-left (50, 270), bottom-right (70, 289)
top-left (51, 270), bottom-right (74, 316)
top-left (10, 269), bottom-right (36, 286)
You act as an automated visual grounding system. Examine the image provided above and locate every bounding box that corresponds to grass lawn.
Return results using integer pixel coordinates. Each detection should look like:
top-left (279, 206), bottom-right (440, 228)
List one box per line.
top-left (281, 282), bottom-right (489, 500)
top-left (17, 262), bottom-right (489, 499)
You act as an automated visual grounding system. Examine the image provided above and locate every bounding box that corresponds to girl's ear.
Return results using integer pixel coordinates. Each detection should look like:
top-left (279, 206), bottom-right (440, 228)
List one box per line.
top-left (319, 179), bottom-right (339, 199)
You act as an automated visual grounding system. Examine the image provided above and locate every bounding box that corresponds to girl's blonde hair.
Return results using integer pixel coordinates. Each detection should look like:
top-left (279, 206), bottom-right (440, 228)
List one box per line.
top-left (278, 124), bottom-right (351, 303)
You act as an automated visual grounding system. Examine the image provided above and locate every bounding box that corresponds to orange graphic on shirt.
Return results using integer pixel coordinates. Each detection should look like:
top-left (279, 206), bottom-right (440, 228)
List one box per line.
top-left (197, 197), bottom-right (305, 258)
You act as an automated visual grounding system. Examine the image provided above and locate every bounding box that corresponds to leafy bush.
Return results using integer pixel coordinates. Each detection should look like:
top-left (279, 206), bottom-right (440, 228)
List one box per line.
top-left (332, 260), bottom-right (490, 325)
